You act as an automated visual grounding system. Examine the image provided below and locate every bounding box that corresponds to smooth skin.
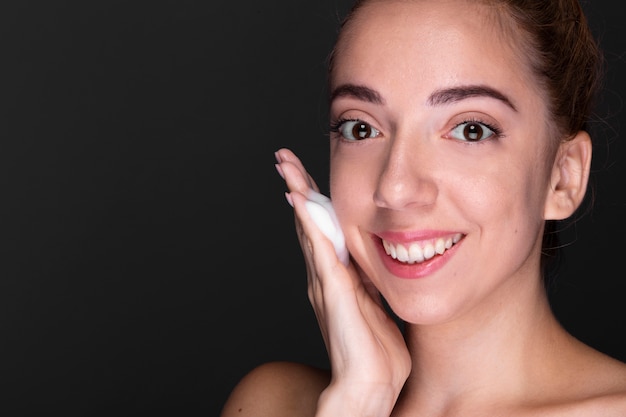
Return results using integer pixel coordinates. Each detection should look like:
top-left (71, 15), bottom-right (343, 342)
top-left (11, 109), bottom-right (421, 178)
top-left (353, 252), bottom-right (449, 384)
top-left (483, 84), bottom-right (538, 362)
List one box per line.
top-left (221, 0), bottom-right (626, 416)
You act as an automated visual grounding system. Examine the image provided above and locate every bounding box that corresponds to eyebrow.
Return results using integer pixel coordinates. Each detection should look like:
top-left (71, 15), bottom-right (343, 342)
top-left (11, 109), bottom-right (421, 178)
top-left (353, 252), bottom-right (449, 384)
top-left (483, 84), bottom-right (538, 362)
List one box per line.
top-left (330, 84), bottom-right (385, 105)
top-left (330, 83), bottom-right (517, 112)
top-left (428, 85), bottom-right (517, 111)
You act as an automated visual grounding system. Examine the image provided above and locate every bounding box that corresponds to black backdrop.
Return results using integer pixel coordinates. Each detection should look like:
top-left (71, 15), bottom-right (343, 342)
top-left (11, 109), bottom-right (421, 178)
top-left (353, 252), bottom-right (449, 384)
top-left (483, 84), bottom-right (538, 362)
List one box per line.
top-left (1, 1), bottom-right (624, 416)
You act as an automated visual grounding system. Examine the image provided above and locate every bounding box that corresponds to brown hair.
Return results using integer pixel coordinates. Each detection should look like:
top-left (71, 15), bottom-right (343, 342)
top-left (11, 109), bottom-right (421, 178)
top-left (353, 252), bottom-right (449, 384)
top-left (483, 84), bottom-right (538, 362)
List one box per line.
top-left (327, 0), bottom-right (605, 283)
top-left (330, 0), bottom-right (602, 138)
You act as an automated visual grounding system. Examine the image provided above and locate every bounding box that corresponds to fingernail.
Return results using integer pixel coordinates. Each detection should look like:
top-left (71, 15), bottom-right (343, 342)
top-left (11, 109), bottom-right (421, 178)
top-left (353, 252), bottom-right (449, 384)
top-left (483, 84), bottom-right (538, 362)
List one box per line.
top-left (275, 163), bottom-right (285, 179)
top-left (284, 192), bottom-right (294, 207)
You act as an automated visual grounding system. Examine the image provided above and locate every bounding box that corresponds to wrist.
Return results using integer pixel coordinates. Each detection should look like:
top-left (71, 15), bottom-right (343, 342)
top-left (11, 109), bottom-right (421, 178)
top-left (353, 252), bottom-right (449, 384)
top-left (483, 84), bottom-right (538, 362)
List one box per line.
top-left (315, 382), bottom-right (398, 417)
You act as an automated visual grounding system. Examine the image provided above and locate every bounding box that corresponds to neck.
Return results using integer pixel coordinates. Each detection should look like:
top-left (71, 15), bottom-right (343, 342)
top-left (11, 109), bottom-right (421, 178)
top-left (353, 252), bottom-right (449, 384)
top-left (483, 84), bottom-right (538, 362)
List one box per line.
top-left (396, 276), bottom-right (571, 413)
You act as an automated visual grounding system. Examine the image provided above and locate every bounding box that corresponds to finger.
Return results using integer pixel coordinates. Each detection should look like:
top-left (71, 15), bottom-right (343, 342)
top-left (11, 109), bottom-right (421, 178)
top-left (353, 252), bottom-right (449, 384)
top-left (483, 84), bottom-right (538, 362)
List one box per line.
top-left (274, 148), bottom-right (321, 193)
top-left (362, 277), bottom-right (384, 309)
top-left (290, 191), bottom-right (347, 273)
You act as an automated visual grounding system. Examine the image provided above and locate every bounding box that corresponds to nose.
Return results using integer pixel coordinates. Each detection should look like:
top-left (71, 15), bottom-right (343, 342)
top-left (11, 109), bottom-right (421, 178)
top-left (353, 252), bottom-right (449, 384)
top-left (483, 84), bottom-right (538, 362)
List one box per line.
top-left (373, 135), bottom-right (438, 210)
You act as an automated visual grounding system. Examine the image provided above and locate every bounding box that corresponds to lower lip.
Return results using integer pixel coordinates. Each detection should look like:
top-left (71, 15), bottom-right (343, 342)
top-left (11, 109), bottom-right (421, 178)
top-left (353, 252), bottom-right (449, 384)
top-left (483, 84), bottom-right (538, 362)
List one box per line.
top-left (375, 238), bottom-right (460, 279)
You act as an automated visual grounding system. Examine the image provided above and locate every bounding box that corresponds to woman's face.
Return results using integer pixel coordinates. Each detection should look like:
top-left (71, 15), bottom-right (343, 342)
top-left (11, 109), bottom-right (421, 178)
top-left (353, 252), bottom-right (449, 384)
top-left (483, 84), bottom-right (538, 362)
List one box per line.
top-left (329, 0), bottom-right (557, 324)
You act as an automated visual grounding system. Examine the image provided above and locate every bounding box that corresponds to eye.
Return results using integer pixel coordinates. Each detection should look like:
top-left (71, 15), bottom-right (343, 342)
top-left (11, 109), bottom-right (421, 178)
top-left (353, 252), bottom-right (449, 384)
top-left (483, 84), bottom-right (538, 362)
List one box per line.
top-left (448, 120), bottom-right (500, 142)
top-left (330, 119), bottom-right (380, 141)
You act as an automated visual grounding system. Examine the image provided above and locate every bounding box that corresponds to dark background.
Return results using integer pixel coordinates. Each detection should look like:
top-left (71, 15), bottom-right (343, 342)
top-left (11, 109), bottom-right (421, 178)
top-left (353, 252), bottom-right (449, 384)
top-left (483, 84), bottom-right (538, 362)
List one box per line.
top-left (0, 1), bottom-right (624, 416)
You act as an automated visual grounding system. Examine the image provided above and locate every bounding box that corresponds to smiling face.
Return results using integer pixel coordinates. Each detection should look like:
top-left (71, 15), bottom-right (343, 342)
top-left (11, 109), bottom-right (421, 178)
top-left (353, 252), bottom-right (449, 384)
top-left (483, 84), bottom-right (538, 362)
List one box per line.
top-left (328, 0), bottom-right (561, 324)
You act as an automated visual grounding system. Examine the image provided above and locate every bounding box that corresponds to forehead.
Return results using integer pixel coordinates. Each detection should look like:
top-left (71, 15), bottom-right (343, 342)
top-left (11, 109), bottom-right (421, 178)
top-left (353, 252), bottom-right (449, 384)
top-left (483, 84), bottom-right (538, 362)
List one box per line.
top-left (331, 0), bottom-right (539, 103)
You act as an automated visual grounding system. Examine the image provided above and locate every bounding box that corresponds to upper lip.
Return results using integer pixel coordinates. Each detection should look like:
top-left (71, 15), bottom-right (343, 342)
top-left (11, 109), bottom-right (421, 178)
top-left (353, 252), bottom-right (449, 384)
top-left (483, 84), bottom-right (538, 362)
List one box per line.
top-left (376, 231), bottom-right (464, 264)
top-left (377, 229), bottom-right (463, 243)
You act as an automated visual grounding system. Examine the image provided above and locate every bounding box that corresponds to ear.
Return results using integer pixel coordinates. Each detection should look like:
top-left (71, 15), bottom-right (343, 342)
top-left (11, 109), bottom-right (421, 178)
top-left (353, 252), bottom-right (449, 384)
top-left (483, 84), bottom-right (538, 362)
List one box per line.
top-left (544, 131), bottom-right (592, 220)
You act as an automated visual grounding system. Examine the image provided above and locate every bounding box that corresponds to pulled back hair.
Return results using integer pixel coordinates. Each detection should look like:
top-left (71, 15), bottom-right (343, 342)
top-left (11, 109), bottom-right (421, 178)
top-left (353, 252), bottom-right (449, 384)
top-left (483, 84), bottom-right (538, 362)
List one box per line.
top-left (327, 0), bottom-right (605, 285)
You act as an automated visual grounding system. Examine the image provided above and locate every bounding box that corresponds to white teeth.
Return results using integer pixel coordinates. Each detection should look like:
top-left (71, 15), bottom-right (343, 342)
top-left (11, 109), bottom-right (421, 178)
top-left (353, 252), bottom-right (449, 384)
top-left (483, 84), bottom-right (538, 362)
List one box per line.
top-left (383, 233), bottom-right (463, 264)
top-left (408, 243), bottom-right (424, 263)
top-left (396, 244), bottom-right (409, 262)
top-left (435, 238), bottom-right (445, 255)
top-left (423, 243), bottom-right (435, 260)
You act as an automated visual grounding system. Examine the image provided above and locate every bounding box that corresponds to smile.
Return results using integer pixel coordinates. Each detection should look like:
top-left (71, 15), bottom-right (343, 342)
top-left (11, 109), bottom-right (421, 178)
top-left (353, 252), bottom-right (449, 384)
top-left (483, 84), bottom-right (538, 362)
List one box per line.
top-left (382, 233), bottom-right (463, 264)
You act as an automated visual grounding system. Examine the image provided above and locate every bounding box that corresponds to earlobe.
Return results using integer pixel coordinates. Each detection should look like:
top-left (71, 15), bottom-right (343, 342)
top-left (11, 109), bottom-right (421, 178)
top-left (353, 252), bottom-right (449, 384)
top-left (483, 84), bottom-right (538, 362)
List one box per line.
top-left (544, 131), bottom-right (592, 220)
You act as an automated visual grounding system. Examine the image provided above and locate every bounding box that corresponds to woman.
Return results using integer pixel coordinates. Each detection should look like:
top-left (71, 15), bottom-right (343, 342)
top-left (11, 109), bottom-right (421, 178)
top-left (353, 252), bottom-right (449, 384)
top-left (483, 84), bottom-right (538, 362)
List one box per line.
top-left (222, 0), bottom-right (626, 415)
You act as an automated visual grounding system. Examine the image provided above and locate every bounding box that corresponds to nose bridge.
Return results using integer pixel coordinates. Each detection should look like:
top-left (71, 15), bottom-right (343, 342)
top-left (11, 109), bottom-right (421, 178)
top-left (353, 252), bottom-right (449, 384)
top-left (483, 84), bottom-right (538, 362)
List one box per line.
top-left (374, 130), bottom-right (438, 210)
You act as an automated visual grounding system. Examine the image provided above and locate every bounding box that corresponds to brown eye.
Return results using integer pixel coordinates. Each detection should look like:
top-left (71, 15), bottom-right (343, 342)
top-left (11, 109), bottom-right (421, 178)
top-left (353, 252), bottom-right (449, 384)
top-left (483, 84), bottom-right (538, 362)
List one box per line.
top-left (337, 120), bottom-right (380, 141)
top-left (352, 122), bottom-right (372, 138)
top-left (464, 123), bottom-right (483, 141)
top-left (449, 120), bottom-right (498, 142)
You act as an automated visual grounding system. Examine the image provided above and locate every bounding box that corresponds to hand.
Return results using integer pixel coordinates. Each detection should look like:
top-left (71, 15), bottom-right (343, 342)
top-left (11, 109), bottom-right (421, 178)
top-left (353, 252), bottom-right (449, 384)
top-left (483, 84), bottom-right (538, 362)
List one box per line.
top-left (274, 148), bottom-right (411, 417)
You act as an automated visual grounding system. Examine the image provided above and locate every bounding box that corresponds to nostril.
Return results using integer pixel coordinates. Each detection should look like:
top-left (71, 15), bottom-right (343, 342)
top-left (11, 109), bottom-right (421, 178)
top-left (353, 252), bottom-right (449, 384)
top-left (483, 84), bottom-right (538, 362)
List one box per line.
top-left (373, 178), bottom-right (439, 210)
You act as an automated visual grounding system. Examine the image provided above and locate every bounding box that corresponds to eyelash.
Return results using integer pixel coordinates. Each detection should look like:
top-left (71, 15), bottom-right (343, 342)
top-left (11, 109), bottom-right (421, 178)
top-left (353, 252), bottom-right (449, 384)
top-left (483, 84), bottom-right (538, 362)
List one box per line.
top-left (329, 118), bottom-right (362, 133)
top-left (329, 117), bottom-right (504, 142)
top-left (450, 117), bottom-right (504, 142)
top-left (329, 118), bottom-right (381, 142)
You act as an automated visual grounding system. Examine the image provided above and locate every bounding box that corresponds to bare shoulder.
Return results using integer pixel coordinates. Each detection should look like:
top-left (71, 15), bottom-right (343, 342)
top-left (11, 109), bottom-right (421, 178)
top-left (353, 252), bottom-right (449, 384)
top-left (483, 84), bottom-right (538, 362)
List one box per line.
top-left (552, 349), bottom-right (626, 416)
top-left (556, 387), bottom-right (626, 417)
top-left (586, 354), bottom-right (626, 415)
top-left (220, 361), bottom-right (331, 417)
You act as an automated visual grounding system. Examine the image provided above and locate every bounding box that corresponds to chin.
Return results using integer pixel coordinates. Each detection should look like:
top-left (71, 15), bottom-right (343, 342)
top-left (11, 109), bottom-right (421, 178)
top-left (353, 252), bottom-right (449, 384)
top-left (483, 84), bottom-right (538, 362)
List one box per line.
top-left (382, 294), bottom-right (464, 327)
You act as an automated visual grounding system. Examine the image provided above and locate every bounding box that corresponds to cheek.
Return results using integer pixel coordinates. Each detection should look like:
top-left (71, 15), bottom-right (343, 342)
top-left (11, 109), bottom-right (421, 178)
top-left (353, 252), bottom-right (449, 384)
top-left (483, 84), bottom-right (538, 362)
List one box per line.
top-left (329, 157), bottom-right (378, 239)
top-left (330, 172), bottom-right (369, 225)
top-left (450, 156), bottom-right (547, 224)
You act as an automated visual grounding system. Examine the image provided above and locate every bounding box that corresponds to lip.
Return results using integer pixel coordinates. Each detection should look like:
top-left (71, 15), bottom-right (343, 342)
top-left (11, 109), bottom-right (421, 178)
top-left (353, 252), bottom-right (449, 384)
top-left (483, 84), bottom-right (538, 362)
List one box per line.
top-left (374, 231), bottom-right (463, 279)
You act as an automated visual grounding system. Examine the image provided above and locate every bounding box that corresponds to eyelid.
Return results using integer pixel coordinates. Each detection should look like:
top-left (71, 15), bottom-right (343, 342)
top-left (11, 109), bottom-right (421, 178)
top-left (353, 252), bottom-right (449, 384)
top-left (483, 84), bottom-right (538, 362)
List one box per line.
top-left (329, 117), bottom-right (382, 141)
top-left (444, 113), bottom-right (504, 142)
top-left (329, 106), bottom-right (381, 130)
top-left (448, 121), bottom-right (500, 142)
